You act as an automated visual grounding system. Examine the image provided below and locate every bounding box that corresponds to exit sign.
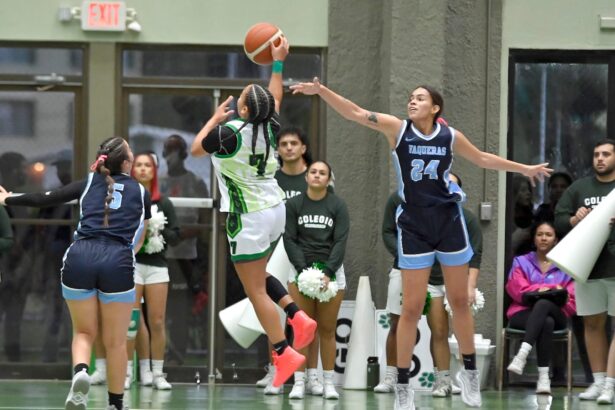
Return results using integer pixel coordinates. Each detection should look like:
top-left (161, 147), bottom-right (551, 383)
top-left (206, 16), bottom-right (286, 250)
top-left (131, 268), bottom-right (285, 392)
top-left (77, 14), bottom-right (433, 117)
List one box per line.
top-left (81, 1), bottom-right (126, 31)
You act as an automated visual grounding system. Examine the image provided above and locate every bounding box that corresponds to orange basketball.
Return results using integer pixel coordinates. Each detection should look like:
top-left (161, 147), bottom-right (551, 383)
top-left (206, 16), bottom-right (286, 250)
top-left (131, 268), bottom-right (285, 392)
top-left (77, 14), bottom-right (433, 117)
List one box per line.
top-left (244, 22), bottom-right (284, 65)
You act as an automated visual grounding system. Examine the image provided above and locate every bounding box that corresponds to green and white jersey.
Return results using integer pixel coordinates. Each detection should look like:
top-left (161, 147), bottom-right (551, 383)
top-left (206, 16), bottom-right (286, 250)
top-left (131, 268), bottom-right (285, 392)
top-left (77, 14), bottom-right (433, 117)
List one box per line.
top-left (211, 118), bottom-right (284, 214)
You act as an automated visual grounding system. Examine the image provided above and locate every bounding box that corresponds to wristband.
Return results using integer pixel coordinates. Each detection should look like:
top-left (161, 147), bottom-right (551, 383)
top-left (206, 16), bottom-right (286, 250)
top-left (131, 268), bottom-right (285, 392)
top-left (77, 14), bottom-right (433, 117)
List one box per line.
top-left (272, 60), bottom-right (284, 74)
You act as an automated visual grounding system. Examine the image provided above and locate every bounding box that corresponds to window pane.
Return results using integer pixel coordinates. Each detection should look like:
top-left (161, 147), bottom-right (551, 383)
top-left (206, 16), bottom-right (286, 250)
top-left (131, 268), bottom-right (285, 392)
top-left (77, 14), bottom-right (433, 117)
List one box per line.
top-left (506, 60), bottom-right (608, 385)
top-left (0, 91), bottom-right (76, 366)
top-left (0, 47), bottom-right (83, 76)
top-left (123, 48), bottom-right (321, 81)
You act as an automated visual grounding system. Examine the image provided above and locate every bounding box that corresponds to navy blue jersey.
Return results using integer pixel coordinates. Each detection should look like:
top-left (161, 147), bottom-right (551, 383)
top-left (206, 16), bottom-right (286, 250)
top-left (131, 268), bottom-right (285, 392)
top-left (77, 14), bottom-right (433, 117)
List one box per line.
top-left (7, 172), bottom-right (151, 248)
top-left (392, 120), bottom-right (465, 207)
top-left (77, 173), bottom-right (151, 246)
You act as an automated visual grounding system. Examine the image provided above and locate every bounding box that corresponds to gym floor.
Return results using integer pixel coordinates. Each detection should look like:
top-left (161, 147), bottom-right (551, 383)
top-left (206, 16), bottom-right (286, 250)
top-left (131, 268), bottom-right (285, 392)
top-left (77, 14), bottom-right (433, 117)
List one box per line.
top-left (0, 381), bottom-right (603, 409)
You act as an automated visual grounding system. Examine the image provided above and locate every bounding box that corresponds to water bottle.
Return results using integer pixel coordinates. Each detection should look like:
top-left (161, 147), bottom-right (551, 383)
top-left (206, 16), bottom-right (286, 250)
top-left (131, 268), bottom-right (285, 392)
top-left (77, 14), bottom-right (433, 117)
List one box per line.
top-left (194, 370), bottom-right (201, 385)
top-left (366, 356), bottom-right (380, 389)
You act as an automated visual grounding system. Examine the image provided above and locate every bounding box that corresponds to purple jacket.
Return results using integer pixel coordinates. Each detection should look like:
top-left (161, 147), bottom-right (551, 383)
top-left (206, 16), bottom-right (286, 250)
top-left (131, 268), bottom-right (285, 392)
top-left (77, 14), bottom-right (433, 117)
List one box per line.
top-left (506, 252), bottom-right (576, 319)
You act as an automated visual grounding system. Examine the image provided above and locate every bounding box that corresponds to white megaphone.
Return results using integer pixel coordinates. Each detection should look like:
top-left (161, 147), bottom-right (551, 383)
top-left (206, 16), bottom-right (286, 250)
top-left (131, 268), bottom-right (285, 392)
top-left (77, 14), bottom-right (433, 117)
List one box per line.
top-left (547, 188), bottom-right (615, 283)
top-left (239, 240), bottom-right (292, 333)
top-left (218, 298), bottom-right (261, 349)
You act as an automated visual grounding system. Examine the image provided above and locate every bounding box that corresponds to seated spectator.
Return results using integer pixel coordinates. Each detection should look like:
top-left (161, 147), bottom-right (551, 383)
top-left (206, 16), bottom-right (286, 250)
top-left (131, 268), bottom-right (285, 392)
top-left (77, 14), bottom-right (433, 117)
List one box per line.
top-left (511, 175), bottom-right (535, 256)
top-left (534, 172), bottom-right (572, 223)
top-left (505, 221), bottom-right (576, 394)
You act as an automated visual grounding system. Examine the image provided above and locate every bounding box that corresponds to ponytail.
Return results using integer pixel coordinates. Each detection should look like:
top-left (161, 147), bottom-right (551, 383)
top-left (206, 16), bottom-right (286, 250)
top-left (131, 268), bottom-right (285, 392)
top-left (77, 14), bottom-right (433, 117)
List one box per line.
top-left (92, 137), bottom-right (129, 227)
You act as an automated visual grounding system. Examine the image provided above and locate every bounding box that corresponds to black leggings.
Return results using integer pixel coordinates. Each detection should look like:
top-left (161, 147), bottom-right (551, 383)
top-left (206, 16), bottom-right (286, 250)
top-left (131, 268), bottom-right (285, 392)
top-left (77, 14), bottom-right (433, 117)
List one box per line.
top-left (509, 299), bottom-right (567, 367)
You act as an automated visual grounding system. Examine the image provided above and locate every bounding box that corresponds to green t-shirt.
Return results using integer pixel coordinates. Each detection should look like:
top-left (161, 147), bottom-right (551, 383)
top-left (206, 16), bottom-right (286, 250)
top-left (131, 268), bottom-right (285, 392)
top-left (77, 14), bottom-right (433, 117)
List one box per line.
top-left (274, 169), bottom-right (307, 201)
top-left (554, 176), bottom-right (615, 280)
top-left (284, 192), bottom-right (350, 278)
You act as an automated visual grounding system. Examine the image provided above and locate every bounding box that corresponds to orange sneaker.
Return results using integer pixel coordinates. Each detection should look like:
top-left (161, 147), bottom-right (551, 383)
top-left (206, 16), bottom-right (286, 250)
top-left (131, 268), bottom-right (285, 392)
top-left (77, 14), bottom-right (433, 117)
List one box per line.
top-left (272, 347), bottom-right (305, 387)
top-left (287, 311), bottom-right (317, 350)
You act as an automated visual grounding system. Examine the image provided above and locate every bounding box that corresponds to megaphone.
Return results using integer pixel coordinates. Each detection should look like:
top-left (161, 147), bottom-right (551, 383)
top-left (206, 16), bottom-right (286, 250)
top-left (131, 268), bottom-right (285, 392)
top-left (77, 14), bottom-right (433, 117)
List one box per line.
top-left (547, 188), bottom-right (615, 282)
top-left (218, 298), bottom-right (261, 349)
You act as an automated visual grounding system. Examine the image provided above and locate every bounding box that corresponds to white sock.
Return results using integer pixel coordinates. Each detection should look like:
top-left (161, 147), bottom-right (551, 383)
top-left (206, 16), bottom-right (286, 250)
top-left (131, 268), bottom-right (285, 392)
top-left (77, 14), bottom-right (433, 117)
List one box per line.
top-left (294, 371), bottom-right (305, 384)
top-left (604, 377), bottom-right (615, 390)
top-left (307, 368), bottom-right (319, 379)
top-left (517, 342), bottom-right (532, 359)
top-left (386, 365), bottom-right (398, 376)
top-left (537, 367), bottom-right (549, 377)
top-left (152, 360), bottom-right (164, 376)
top-left (323, 370), bottom-right (335, 382)
top-left (594, 372), bottom-right (607, 385)
top-left (126, 360), bottom-right (133, 377)
top-left (140, 359), bottom-right (151, 376)
top-left (439, 369), bottom-right (450, 379)
top-left (95, 358), bottom-right (106, 372)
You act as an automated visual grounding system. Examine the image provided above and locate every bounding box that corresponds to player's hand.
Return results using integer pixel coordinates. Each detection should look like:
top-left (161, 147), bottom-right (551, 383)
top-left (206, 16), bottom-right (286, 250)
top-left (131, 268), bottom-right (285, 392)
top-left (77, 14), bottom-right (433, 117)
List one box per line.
top-left (271, 36), bottom-right (289, 62)
top-left (212, 96), bottom-right (235, 124)
top-left (523, 163), bottom-right (553, 187)
top-left (0, 185), bottom-right (11, 205)
top-left (290, 77), bottom-right (323, 95)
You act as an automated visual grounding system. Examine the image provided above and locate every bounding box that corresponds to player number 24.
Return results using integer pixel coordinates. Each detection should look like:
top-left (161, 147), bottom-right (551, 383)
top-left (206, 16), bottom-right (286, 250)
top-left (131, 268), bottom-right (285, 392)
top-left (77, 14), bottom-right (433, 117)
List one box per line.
top-left (410, 159), bottom-right (440, 182)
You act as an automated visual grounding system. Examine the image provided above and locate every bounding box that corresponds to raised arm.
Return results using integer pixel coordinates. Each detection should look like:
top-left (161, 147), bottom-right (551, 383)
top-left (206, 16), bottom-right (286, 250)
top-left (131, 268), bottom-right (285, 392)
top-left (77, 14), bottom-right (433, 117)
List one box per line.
top-left (191, 96), bottom-right (235, 157)
top-left (290, 78), bottom-right (403, 148)
top-left (268, 37), bottom-right (289, 113)
top-left (453, 130), bottom-right (552, 186)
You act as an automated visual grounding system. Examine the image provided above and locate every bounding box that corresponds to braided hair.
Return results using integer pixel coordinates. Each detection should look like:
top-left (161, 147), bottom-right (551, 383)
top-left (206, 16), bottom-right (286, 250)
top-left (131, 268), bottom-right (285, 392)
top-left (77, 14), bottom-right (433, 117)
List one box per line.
top-left (92, 137), bottom-right (129, 227)
top-left (231, 84), bottom-right (277, 168)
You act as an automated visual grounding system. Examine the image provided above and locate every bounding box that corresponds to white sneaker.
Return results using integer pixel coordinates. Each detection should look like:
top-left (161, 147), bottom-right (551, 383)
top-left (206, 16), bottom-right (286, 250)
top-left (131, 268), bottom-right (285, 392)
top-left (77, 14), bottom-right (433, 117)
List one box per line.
top-left (140, 370), bottom-right (153, 386)
top-left (451, 382), bottom-right (462, 395)
top-left (152, 374), bottom-right (172, 390)
top-left (65, 370), bottom-right (90, 410)
top-left (124, 374), bottom-right (132, 390)
top-left (323, 380), bottom-right (339, 400)
top-left (289, 381), bottom-right (305, 399)
top-left (307, 375), bottom-right (323, 395)
top-left (394, 384), bottom-right (415, 410)
top-left (456, 369), bottom-right (482, 407)
top-left (256, 364), bottom-right (275, 388)
top-left (432, 377), bottom-right (452, 397)
top-left (263, 382), bottom-right (283, 395)
top-left (89, 369), bottom-right (106, 385)
top-left (507, 355), bottom-right (526, 375)
top-left (536, 374), bottom-right (551, 394)
top-left (597, 388), bottom-right (614, 404)
top-left (579, 382), bottom-right (604, 400)
top-left (374, 373), bottom-right (397, 393)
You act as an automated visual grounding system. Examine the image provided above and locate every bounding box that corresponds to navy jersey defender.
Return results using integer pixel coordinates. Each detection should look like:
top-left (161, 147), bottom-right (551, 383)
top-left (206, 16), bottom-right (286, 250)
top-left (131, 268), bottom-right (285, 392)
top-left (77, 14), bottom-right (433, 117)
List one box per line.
top-left (392, 120), bottom-right (473, 269)
top-left (3, 171), bottom-right (151, 304)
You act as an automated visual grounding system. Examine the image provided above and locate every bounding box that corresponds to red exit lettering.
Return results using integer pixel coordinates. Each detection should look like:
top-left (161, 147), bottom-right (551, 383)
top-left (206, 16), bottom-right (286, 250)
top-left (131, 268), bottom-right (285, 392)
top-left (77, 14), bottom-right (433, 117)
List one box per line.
top-left (88, 2), bottom-right (121, 27)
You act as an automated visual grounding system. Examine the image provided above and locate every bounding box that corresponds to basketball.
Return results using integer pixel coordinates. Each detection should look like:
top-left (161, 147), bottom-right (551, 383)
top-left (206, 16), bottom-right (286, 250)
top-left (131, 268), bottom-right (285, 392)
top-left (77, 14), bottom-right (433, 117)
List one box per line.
top-left (243, 22), bottom-right (284, 65)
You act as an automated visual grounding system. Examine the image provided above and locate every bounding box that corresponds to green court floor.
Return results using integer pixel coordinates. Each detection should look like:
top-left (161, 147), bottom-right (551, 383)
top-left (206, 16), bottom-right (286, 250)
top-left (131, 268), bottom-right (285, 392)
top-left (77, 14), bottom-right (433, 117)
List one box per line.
top-left (0, 381), bottom-right (605, 409)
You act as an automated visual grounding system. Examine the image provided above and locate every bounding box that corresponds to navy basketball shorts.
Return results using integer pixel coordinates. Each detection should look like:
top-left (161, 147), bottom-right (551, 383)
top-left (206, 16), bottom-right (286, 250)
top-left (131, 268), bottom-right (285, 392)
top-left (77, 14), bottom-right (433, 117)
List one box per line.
top-left (395, 201), bottom-right (473, 269)
top-left (60, 237), bottom-right (136, 304)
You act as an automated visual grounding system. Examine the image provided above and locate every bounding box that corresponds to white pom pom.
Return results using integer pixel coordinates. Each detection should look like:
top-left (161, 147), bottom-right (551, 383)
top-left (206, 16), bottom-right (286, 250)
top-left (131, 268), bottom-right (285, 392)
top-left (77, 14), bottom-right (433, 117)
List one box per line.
top-left (297, 267), bottom-right (338, 302)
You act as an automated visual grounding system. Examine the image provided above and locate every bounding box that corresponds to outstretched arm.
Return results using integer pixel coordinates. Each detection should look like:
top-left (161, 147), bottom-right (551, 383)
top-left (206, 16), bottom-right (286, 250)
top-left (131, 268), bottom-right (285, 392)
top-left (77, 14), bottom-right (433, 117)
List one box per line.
top-left (453, 130), bottom-right (552, 185)
top-left (268, 37), bottom-right (289, 114)
top-left (291, 78), bottom-right (403, 148)
top-left (191, 96), bottom-right (235, 157)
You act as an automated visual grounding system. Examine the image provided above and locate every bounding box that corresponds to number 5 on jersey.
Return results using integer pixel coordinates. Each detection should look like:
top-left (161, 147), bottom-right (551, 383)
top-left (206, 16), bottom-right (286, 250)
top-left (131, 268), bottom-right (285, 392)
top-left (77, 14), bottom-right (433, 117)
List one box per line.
top-left (109, 183), bottom-right (125, 209)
